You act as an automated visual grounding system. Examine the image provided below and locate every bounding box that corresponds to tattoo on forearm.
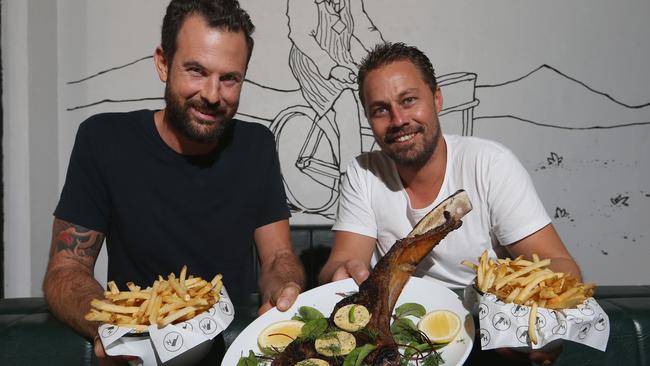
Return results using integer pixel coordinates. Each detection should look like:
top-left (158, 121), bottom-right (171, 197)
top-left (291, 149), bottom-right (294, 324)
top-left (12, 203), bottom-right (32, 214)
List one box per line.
top-left (52, 220), bottom-right (103, 259)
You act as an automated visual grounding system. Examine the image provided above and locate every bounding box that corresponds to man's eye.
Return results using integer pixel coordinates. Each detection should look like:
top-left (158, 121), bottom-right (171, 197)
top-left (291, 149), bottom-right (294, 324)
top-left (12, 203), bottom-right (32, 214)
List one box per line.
top-left (372, 107), bottom-right (387, 117)
top-left (403, 96), bottom-right (416, 105)
top-left (221, 75), bottom-right (241, 84)
top-left (187, 68), bottom-right (203, 76)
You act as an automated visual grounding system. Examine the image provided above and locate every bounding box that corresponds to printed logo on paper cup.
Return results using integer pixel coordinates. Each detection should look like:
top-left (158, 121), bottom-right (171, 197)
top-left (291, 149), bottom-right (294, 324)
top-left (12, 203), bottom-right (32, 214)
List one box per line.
top-left (199, 318), bottom-right (218, 335)
top-left (219, 287), bottom-right (229, 299)
top-left (578, 304), bottom-right (595, 316)
top-left (479, 328), bottom-right (491, 348)
top-left (219, 301), bottom-right (234, 316)
top-left (586, 298), bottom-right (598, 307)
top-left (163, 332), bottom-right (184, 353)
top-left (552, 320), bottom-right (567, 335)
top-left (208, 306), bottom-right (217, 317)
top-left (535, 312), bottom-right (547, 329)
top-left (516, 326), bottom-right (531, 344)
top-left (101, 325), bottom-right (118, 338)
top-left (594, 314), bottom-right (607, 331)
top-left (492, 312), bottom-right (511, 331)
top-left (511, 304), bottom-right (529, 317)
top-left (578, 323), bottom-right (591, 340)
top-left (478, 303), bottom-right (489, 320)
top-left (566, 314), bottom-right (584, 324)
top-left (179, 322), bottom-right (193, 332)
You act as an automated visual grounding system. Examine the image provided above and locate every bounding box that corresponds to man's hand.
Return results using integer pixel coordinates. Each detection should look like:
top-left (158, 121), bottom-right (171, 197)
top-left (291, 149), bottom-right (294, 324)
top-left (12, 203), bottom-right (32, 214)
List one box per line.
top-left (94, 336), bottom-right (106, 358)
top-left (94, 336), bottom-right (140, 365)
top-left (318, 231), bottom-right (375, 285)
top-left (255, 220), bottom-right (306, 316)
top-left (329, 65), bottom-right (358, 85)
top-left (257, 281), bottom-right (302, 316)
top-left (331, 259), bottom-right (370, 284)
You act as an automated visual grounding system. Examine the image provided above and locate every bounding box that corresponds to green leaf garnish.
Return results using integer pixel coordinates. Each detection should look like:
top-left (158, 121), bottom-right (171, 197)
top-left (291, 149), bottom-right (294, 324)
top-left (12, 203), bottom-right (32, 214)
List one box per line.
top-left (390, 317), bottom-right (420, 344)
top-left (422, 351), bottom-right (444, 366)
top-left (394, 303), bottom-right (426, 319)
top-left (402, 341), bottom-right (446, 360)
top-left (358, 326), bottom-right (379, 343)
top-left (343, 343), bottom-right (377, 366)
top-left (348, 305), bottom-right (357, 323)
top-left (236, 350), bottom-right (261, 366)
top-left (299, 318), bottom-right (328, 340)
top-left (296, 306), bottom-right (325, 322)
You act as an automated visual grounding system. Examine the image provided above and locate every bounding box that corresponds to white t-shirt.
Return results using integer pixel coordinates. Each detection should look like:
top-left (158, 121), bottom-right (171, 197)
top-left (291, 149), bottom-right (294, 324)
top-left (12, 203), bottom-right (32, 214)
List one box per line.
top-left (333, 135), bottom-right (551, 289)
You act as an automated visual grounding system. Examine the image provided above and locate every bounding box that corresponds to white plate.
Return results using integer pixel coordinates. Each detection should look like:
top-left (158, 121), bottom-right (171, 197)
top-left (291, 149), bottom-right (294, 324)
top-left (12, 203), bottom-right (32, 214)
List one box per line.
top-left (222, 277), bottom-right (474, 365)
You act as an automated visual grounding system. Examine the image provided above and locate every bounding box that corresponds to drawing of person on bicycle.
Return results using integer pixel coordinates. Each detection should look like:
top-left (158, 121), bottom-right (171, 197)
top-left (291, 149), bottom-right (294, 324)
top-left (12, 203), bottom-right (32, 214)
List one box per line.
top-left (277, 0), bottom-right (385, 217)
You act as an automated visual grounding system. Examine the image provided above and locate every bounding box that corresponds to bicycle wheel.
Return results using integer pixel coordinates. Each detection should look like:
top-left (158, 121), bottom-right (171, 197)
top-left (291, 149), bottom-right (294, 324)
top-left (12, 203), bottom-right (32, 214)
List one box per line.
top-left (271, 106), bottom-right (340, 215)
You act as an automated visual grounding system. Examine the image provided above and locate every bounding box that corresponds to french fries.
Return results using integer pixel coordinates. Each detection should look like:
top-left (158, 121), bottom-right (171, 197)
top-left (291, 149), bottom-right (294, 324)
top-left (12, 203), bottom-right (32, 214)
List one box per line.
top-left (85, 266), bottom-right (222, 331)
top-left (462, 250), bottom-right (595, 345)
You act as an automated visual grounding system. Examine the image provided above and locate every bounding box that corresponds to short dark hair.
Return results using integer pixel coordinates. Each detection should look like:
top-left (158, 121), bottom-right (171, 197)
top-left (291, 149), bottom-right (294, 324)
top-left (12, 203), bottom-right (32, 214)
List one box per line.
top-left (161, 0), bottom-right (255, 65)
top-left (357, 42), bottom-right (437, 106)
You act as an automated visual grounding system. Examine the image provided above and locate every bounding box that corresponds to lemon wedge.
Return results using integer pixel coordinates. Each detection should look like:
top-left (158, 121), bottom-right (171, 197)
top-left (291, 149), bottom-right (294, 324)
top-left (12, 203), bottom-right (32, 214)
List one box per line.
top-left (257, 319), bottom-right (304, 354)
top-left (417, 309), bottom-right (461, 343)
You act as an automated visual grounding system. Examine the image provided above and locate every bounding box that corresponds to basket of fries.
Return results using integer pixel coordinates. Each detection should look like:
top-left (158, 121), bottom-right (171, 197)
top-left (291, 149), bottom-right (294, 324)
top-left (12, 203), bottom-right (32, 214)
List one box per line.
top-left (461, 251), bottom-right (609, 352)
top-left (85, 266), bottom-right (235, 365)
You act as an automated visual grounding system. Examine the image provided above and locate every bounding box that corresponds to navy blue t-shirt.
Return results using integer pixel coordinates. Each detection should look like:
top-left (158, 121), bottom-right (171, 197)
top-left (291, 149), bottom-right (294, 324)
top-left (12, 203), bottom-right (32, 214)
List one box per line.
top-left (54, 110), bottom-right (290, 302)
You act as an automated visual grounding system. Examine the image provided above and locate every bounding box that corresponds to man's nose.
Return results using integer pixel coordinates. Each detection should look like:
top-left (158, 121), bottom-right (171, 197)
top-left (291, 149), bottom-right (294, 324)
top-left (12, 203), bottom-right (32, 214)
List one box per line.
top-left (200, 77), bottom-right (221, 105)
top-left (390, 106), bottom-right (408, 127)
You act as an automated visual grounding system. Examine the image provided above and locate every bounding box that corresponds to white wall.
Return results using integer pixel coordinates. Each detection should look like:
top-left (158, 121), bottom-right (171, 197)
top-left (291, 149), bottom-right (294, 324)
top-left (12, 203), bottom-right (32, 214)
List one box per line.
top-left (3, 0), bottom-right (62, 297)
top-left (3, 0), bottom-right (650, 297)
top-left (3, 0), bottom-right (32, 297)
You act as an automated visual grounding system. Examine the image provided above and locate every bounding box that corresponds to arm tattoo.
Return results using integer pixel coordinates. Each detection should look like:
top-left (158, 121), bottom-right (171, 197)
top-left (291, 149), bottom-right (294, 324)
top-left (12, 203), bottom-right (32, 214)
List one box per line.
top-left (52, 220), bottom-right (104, 260)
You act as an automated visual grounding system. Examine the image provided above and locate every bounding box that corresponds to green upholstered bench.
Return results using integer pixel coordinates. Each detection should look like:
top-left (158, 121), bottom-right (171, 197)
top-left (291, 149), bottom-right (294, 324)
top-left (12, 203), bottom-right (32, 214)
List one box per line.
top-left (0, 297), bottom-right (95, 365)
top-left (554, 286), bottom-right (650, 366)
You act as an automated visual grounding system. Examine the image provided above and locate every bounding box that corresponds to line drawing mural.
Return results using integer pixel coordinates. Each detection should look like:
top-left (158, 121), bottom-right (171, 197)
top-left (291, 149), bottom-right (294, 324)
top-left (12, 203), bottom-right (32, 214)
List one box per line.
top-left (60, 1), bottom-right (650, 284)
top-left (64, 56), bottom-right (650, 219)
top-left (273, 0), bottom-right (384, 217)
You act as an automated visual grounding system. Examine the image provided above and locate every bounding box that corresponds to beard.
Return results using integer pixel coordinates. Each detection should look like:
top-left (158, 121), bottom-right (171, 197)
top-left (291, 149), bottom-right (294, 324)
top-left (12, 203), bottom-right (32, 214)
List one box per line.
top-left (164, 83), bottom-right (233, 144)
top-left (381, 123), bottom-right (440, 168)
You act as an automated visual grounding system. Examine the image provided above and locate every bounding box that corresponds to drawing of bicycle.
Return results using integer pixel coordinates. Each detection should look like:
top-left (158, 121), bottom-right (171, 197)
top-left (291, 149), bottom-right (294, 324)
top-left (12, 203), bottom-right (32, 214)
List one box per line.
top-left (236, 72), bottom-right (479, 220)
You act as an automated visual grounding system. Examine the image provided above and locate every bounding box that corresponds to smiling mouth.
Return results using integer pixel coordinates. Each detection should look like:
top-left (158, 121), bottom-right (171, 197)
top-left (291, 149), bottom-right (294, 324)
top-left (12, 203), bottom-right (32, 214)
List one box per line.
top-left (386, 131), bottom-right (418, 145)
top-left (394, 133), bottom-right (416, 143)
top-left (190, 107), bottom-right (221, 123)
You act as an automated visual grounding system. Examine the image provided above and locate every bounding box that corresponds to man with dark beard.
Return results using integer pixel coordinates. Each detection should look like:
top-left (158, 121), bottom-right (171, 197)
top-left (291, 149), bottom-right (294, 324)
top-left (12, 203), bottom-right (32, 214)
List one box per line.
top-left (319, 42), bottom-right (581, 364)
top-left (43, 0), bottom-right (305, 363)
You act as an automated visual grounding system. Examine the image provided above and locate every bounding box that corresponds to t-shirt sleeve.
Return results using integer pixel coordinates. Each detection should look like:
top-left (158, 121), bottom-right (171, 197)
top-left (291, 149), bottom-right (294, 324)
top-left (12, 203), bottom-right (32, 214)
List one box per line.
top-left (486, 147), bottom-right (551, 246)
top-left (54, 120), bottom-right (111, 233)
top-left (332, 157), bottom-right (378, 238)
top-left (254, 129), bottom-right (291, 228)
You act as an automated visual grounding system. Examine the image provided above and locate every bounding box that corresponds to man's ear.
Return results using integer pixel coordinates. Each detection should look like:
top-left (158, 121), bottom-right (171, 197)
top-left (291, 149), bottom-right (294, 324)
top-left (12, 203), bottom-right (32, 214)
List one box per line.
top-left (433, 86), bottom-right (443, 114)
top-left (153, 46), bottom-right (169, 83)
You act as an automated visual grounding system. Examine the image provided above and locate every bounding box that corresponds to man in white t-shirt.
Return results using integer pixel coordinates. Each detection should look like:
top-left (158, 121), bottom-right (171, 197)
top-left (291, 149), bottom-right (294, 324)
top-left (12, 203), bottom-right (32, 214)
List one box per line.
top-left (319, 41), bottom-right (581, 365)
top-left (319, 42), bottom-right (580, 286)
